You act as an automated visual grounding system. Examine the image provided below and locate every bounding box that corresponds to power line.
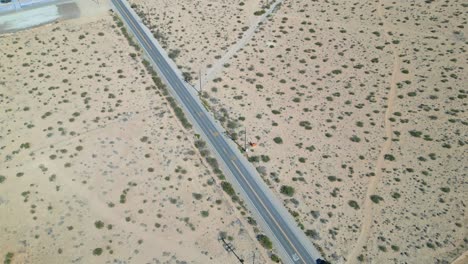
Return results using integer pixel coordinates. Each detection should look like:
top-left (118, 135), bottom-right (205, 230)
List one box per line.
top-left (219, 236), bottom-right (244, 263)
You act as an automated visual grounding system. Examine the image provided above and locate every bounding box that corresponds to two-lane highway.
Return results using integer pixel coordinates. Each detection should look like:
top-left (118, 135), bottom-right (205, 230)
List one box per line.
top-left (111, 0), bottom-right (321, 263)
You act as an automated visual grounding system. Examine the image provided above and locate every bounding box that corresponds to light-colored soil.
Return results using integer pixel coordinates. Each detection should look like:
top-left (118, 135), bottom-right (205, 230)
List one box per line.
top-left (128, 0), bottom-right (267, 86)
top-left (0, 12), bottom-right (267, 264)
top-left (133, 0), bottom-right (467, 263)
top-left (451, 251), bottom-right (468, 264)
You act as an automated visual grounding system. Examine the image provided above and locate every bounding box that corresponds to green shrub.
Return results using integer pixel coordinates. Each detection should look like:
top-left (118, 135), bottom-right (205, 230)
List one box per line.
top-left (248, 156), bottom-right (260, 162)
top-left (94, 221), bottom-right (104, 229)
top-left (305, 229), bottom-right (320, 240)
top-left (280, 185), bottom-right (295, 197)
top-left (409, 130), bottom-right (422, 137)
top-left (257, 234), bottom-right (272, 249)
top-left (192, 193), bottom-right (203, 200)
top-left (370, 195), bottom-right (384, 204)
top-left (4, 252), bottom-right (14, 264)
top-left (270, 254), bottom-right (280, 263)
top-left (261, 155), bottom-right (270, 162)
top-left (254, 10), bottom-right (266, 16)
top-left (327, 176), bottom-right (337, 182)
top-left (247, 217), bottom-right (257, 226)
top-left (92, 248), bottom-right (103, 256)
top-left (201, 211), bottom-right (209, 217)
top-left (348, 200), bottom-right (360, 210)
top-left (440, 187), bottom-right (450, 193)
top-left (273, 137), bottom-right (283, 144)
top-left (221, 182), bottom-right (235, 197)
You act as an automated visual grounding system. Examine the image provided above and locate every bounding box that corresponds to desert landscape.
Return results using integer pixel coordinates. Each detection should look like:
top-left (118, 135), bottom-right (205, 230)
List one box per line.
top-left (1, 0), bottom-right (466, 263)
top-left (0, 5), bottom-right (270, 263)
top-left (127, 0), bottom-right (467, 263)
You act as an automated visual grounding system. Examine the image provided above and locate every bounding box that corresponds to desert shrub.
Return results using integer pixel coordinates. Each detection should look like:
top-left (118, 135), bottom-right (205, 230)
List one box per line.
top-left (194, 140), bottom-right (206, 149)
top-left (270, 254), bottom-right (280, 263)
top-left (248, 156), bottom-right (260, 162)
top-left (299, 121), bottom-right (312, 130)
top-left (192, 193), bottom-right (202, 200)
top-left (4, 252), bottom-right (14, 264)
top-left (261, 155), bottom-right (270, 162)
top-left (221, 182), bottom-right (235, 197)
top-left (254, 10), bottom-right (266, 16)
top-left (391, 245), bottom-right (400, 251)
top-left (257, 234), bottom-right (272, 249)
top-left (206, 157), bottom-right (219, 170)
top-left (168, 49), bottom-right (181, 59)
top-left (92, 248), bottom-right (103, 256)
top-left (94, 221), bottom-right (104, 229)
top-left (348, 200), bottom-right (360, 210)
top-left (305, 229), bottom-right (320, 240)
top-left (409, 130), bottom-right (422, 137)
top-left (327, 176), bottom-right (337, 182)
top-left (247, 217), bottom-right (257, 226)
top-left (201, 211), bottom-right (209, 217)
top-left (440, 187), bottom-right (450, 193)
top-left (306, 145), bottom-right (315, 152)
top-left (0, 175), bottom-right (5, 184)
top-left (273, 137), bottom-right (283, 144)
top-left (166, 97), bottom-right (192, 129)
top-left (280, 185), bottom-right (295, 197)
top-left (370, 195), bottom-right (384, 204)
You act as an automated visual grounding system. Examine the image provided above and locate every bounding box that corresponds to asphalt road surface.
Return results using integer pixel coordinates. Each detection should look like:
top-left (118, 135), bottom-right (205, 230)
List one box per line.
top-left (112, 0), bottom-right (321, 263)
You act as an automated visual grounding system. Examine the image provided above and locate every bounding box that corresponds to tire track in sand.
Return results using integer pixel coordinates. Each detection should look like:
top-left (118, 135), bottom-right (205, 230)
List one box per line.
top-left (345, 0), bottom-right (401, 262)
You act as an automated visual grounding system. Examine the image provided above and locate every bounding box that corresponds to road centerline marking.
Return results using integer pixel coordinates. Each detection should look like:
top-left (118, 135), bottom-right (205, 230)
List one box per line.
top-left (112, 1), bottom-right (313, 262)
top-left (230, 159), bottom-right (306, 263)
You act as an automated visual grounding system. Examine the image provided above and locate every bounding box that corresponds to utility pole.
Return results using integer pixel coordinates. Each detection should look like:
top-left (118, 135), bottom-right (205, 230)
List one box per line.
top-left (244, 127), bottom-right (247, 152)
top-left (219, 236), bottom-right (244, 263)
top-left (199, 69), bottom-right (202, 94)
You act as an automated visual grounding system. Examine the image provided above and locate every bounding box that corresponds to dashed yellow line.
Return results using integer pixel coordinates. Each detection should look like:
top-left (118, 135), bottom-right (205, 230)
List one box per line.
top-left (230, 160), bottom-right (306, 264)
top-left (115, 1), bottom-right (307, 262)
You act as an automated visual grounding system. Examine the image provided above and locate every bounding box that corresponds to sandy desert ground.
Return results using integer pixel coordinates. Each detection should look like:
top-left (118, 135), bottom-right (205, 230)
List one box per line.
top-left (128, 0), bottom-right (272, 86)
top-left (0, 8), bottom-right (269, 264)
top-left (129, 0), bottom-right (467, 263)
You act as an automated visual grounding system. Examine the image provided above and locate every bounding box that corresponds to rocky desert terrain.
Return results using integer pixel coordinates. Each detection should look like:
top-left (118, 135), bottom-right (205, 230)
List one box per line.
top-left (129, 0), bottom-right (467, 263)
